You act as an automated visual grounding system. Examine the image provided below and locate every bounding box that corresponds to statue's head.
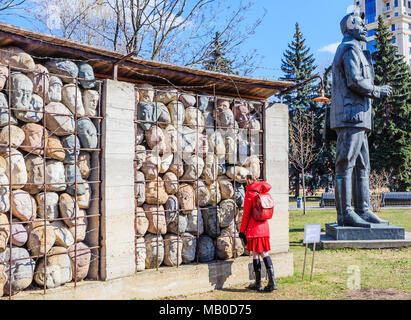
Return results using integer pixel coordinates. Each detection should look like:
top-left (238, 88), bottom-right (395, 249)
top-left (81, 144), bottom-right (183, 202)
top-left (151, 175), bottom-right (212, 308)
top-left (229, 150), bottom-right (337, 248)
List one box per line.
top-left (340, 10), bottom-right (367, 42)
top-left (77, 62), bottom-right (95, 89)
top-left (137, 102), bottom-right (162, 130)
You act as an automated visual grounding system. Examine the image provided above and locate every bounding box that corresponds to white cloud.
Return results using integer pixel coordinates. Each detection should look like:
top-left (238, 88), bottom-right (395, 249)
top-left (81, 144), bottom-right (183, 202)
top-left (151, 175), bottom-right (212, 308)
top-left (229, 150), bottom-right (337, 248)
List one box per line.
top-left (318, 42), bottom-right (340, 54)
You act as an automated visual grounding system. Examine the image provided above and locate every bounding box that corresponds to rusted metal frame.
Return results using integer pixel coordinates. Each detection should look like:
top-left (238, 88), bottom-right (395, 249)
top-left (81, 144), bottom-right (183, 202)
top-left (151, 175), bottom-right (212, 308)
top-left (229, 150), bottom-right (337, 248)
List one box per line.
top-left (195, 93), bottom-right (200, 265)
top-left (73, 77), bottom-right (78, 288)
top-left (213, 86), bottom-right (218, 262)
top-left (2, 64), bottom-right (103, 298)
top-left (133, 86), bottom-right (139, 273)
top-left (154, 89), bottom-right (159, 271)
top-left (41, 69), bottom-right (48, 295)
top-left (262, 102), bottom-right (267, 182)
top-left (232, 99), bottom-right (238, 260)
top-left (176, 90), bottom-right (181, 269)
top-left (95, 80), bottom-right (103, 280)
top-left (7, 63), bottom-right (12, 300)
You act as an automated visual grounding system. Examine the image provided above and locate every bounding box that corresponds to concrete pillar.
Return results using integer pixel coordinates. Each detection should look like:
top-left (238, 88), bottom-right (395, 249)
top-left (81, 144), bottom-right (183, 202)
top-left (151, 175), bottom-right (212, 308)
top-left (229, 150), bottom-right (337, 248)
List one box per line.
top-left (100, 79), bottom-right (136, 280)
top-left (265, 103), bottom-right (290, 253)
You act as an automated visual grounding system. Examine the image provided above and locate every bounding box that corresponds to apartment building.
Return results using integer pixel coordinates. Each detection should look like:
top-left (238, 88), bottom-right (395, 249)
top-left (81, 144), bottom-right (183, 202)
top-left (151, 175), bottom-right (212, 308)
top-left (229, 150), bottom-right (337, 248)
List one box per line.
top-left (355, 0), bottom-right (411, 65)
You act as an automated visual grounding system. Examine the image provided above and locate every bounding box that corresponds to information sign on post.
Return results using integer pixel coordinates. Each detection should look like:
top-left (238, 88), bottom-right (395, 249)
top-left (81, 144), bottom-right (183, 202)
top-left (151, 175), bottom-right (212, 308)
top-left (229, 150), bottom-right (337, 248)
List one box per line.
top-left (302, 224), bottom-right (321, 281)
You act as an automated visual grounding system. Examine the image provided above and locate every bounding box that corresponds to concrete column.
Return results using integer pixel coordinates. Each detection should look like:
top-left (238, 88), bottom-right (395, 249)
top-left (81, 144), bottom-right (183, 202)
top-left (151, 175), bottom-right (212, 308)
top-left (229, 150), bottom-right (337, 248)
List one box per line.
top-left (100, 79), bottom-right (136, 280)
top-left (265, 103), bottom-right (290, 253)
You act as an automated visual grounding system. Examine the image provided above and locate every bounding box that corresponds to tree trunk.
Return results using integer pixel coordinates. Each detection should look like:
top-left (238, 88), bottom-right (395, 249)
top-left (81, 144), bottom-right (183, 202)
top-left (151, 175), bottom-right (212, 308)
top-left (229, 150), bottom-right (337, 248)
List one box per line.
top-left (295, 173), bottom-right (300, 198)
top-left (302, 168), bottom-right (306, 215)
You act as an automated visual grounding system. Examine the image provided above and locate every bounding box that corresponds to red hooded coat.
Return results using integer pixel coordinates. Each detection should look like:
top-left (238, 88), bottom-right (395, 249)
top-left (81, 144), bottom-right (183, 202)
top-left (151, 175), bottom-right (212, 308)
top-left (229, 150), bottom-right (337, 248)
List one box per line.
top-left (239, 181), bottom-right (271, 238)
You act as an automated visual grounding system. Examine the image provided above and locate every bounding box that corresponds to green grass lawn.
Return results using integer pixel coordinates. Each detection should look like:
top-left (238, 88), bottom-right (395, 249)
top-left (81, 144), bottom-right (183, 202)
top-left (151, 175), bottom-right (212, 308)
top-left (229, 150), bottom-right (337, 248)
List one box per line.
top-left (174, 208), bottom-right (411, 300)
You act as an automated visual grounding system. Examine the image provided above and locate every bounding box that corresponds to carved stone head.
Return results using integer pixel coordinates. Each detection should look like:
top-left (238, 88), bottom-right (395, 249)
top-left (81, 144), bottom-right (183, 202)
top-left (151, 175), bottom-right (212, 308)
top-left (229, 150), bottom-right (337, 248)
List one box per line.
top-left (177, 183), bottom-right (195, 214)
top-left (217, 108), bottom-right (235, 129)
top-left (82, 90), bottom-right (99, 117)
top-left (167, 101), bottom-right (185, 127)
top-left (77, 62), bottom-right (95, 89)
top-left (47, 76), bottom-right (63, 103)
top-left (138, 84), bottom-right (154, 102)
top-left (0, 65), bottom-right (8, 91)
top-left (135, 171), bottom-right (145, 206)
top-left (61, 135), bottom-right (80, 164)
top-left (233, 102), bottom-right (250, 129)
top-left (137, 102), bottom-right (162, 131)
top-left (135, 145), bottom-right (146, 171)
top-left (10, 73), bottom-right (33, 110)
top-left (77, 117), bottom-right (98, 149)
top-left (62, 84), bottom-right (85, 117)
top-left (14, 93), bottom-right (43, 123)
top-left (0, 92), bottom-right (17, 127)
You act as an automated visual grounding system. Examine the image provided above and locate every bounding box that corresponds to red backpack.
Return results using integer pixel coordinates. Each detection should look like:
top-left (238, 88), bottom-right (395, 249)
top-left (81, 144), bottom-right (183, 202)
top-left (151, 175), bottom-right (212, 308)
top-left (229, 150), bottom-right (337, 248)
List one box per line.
top-left (251, 190), bottom-right (274, 221)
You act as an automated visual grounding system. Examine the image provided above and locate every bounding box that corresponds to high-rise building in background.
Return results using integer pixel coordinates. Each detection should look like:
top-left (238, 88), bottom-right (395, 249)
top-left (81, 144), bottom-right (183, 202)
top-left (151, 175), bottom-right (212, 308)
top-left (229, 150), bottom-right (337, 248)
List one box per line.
top-left (355, 0), bottom-right (411, 65)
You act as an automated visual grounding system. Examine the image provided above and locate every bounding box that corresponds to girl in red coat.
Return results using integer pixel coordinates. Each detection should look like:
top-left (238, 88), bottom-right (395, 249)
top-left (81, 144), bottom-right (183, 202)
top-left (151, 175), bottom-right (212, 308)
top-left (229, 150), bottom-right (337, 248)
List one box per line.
top-left (239, 175), bottom-right (277, 292)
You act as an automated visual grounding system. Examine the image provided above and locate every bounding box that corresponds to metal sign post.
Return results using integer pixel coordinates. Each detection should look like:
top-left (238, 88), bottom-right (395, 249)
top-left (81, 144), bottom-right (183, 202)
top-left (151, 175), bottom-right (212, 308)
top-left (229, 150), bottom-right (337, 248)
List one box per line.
top-left (302, 224), bottom-right (321, 281)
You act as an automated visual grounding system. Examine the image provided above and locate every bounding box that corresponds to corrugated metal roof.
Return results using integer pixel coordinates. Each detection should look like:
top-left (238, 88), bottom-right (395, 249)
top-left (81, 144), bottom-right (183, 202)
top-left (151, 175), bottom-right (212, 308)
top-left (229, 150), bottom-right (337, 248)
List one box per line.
top-left (0, 22), bottom-right (294, 101)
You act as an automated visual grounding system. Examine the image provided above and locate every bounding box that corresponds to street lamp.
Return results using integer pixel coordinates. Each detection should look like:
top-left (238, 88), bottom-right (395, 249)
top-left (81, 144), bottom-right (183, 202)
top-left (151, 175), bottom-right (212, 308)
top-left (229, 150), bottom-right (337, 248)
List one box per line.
top-left (279, 74), bottom-right (331, 103)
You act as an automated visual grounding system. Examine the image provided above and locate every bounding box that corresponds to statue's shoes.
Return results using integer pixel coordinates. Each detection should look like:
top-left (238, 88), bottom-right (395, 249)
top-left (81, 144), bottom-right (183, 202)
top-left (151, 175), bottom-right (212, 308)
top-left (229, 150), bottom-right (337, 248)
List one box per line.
top-left (342, 210), bottom-right (371, 228)
top-left (358, 209), bottom-right (389, 224)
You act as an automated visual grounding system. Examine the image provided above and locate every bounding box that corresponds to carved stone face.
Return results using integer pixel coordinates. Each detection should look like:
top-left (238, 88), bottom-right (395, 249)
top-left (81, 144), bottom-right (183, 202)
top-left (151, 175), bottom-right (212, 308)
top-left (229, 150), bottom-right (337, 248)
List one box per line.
top-left (234, 184), bottom-right (245, 207)
top-left (62, 84), bottom-right (85, 117)
top-left (82, 90), bottom-right (99, 117)
top-left (77, 62), bottom-right (95, 89)
top-left (217, 108), bottom-right (235, 128)
top-left (30, 64), bottom-right (50, 96)
top-left (15, 94), bottom-right (43, 123)
top-left (182, 155), bottom-right (204, 181)
top-left (45, 59), bottom-right (79, 83)
top-left (145, 125), bottom-right (167, 155)
top-left (218, 199), bottom-right (236, 228)
top-left (61, 135), bottom-right (80, 164)
top-left (137, 102), bottom-right (162, 131)
top-left (45, 160), bottom-right (66, 192)
top-left (233, 102), bottom-right (250, 128)
top-left (11, 73), bottom-right (33, 110)
top-left (209, 130), bottom-right (225, 159)
top-left (202, 154), bottom-right (218, 185)
top-left (167, 101), bottom-right (185, 127)
top-left (197, 235), bottom-right (215, 262)
top-left (77, 117), bottom-right (98, 149)
top-left (0, 172), bottom-right (10, 212)
top-left (141, 153), bottom-right (160, 180)
top-left (135, 171), bottom-right (145, 206)
top-left (64, 164), bottom-right (86, 196)
top-left (0, 66), bottom-right (8, 91)
top-left (138, 84), bottom-right (154, 102)
top-left (135, 145), bottom-right (146, 171)
top-left (48, 76), bottom-right (63, 103)
top-left (6, 148), bottom-right (27, 188)
top-left (193, 181), bottom-right (210, 207)
top-left (0, 93), bottom-right (17, 127)
top-left (177, 183), bottom-right (195, 214)
top-left (184, 107), bottom-right (205, 130)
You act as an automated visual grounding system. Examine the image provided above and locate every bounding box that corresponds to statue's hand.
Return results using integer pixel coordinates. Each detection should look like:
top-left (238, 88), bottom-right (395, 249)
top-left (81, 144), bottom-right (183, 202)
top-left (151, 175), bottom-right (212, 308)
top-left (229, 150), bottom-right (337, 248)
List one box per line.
top-left (380, 85), bottom-right (393, 97)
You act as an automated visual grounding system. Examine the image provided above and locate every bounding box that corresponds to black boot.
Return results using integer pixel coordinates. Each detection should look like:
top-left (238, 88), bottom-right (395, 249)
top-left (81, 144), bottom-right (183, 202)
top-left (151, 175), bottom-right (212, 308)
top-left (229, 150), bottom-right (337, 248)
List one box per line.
top-left (335, 175), bottom-right (371, 228)
top-left (248, 259), bottom-right (262, 292)
top-left (263, 256), bottom-right (277, 292)
top-left (353, 167), bottom-right (388, 224)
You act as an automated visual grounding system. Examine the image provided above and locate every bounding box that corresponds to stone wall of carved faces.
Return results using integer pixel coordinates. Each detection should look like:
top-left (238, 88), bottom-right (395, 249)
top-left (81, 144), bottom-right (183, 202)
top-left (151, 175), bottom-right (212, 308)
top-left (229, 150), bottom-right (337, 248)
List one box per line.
top-left (134, 85), bottom-right (264, 271)
top-left (0, 46), bottom-right (101, 297)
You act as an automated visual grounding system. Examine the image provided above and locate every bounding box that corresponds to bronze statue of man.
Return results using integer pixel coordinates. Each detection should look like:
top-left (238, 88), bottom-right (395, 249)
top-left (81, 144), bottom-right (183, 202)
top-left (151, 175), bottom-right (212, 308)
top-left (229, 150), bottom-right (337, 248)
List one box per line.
top-left (331, 11), bottom-right (392, 228)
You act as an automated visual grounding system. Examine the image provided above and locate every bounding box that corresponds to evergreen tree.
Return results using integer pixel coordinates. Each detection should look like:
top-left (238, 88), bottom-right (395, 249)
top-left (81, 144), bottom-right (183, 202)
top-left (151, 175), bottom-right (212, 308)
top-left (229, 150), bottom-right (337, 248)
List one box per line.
top-left (202, 32), bottom-right (237, 74)
top-left (371, 15), bottom-right (411, 191)
top-left (281, 23), bottom-right (319, 196)
top-left (281, 23), bottom-right (317, 113)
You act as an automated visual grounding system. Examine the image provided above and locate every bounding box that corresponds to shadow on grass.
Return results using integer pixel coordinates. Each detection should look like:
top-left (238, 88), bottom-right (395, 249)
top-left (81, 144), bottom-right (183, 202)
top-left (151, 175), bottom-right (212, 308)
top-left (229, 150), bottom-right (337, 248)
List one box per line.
top-left (289, 228), bottom-right (304, 233)
top-left (217, 287), bottom-right (250, 294)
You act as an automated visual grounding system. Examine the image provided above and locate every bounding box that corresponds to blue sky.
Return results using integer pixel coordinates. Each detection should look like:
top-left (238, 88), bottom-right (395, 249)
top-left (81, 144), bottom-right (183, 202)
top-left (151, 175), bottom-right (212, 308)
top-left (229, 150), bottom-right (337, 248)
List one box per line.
top-left (1, 0), bottom-right (355, 80)
top-left (240, 0), bottom-right (354, 79)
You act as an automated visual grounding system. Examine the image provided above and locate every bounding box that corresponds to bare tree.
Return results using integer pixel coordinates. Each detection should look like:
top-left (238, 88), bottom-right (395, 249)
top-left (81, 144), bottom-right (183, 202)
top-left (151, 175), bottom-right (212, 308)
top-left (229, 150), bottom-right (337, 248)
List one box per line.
top-left (0, 0), bottom-right (26, 13)
top-left (289, 110), bottom-right (321, 215)
top-left (25, 0), bottom-right (265, 74)
top-left (369, 168), bottom-right (393, 214)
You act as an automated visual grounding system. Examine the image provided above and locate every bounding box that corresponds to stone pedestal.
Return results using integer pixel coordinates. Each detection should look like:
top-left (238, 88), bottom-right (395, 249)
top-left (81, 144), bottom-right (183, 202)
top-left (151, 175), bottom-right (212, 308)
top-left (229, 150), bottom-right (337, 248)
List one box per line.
top-left (326, 223), bottom-right (405, 241)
